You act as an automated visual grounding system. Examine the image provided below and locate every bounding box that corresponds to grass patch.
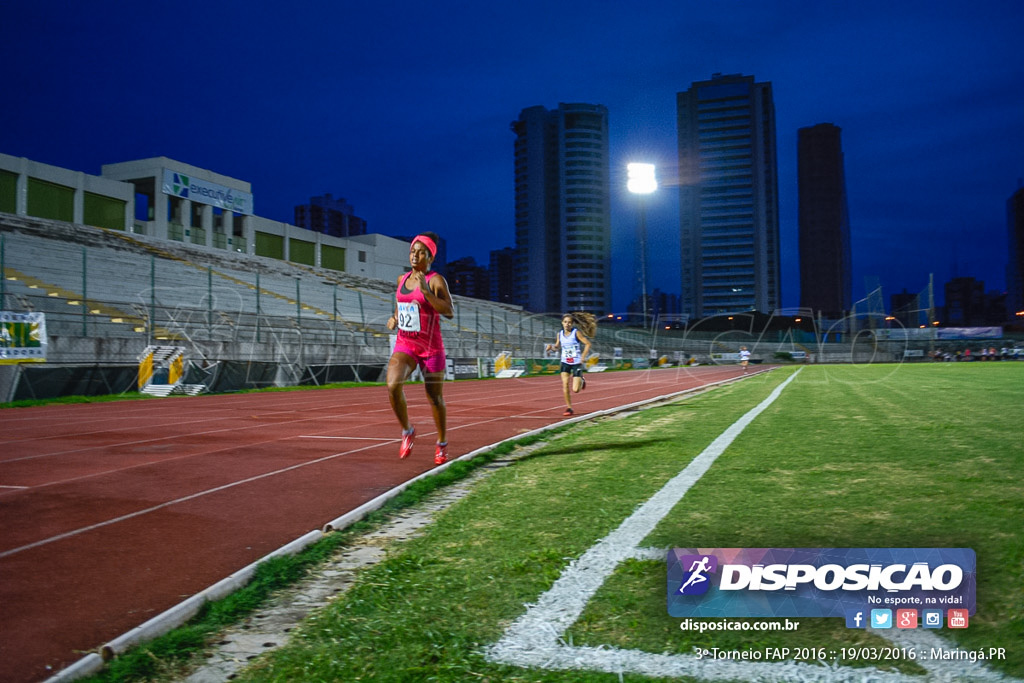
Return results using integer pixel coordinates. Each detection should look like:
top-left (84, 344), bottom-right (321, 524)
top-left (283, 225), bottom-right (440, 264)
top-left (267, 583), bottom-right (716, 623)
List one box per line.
top-left (0, 391), bottom-right (157, 409)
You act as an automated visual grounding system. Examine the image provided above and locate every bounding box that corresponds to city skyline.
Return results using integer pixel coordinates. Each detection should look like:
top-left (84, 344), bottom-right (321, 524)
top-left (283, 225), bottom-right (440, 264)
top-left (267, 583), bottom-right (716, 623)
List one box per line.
top-left (1, 1), bottom-right (1021, 312)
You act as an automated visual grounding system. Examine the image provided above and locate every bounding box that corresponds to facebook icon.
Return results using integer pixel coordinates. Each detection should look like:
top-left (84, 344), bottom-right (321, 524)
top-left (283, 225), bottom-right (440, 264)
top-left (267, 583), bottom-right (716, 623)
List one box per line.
top-left (845, 609), bottom-right (867, 629)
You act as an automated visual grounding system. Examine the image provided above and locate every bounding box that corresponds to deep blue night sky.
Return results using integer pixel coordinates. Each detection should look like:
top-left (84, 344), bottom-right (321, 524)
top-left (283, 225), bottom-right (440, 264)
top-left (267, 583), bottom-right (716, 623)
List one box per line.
top-left (2, 1), bottom-right (1021, 312)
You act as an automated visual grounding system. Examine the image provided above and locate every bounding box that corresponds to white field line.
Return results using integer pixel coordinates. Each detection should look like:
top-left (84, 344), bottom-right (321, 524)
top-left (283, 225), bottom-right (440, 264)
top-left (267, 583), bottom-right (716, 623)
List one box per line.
top-left (484, 367), bottom-right (1017, 683)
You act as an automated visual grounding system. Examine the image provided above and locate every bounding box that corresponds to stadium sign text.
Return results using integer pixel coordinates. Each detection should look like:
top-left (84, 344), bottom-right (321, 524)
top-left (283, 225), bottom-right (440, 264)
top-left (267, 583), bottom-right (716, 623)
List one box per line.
top-left (161, 169), bottom-right (253, 215)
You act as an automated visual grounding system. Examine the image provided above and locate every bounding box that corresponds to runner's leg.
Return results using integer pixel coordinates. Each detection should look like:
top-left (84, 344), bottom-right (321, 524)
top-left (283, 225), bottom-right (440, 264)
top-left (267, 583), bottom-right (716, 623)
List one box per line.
top-left (424, 371), bottom-right (447, 444)
top-left (387, 352), bottom-right (418, 431)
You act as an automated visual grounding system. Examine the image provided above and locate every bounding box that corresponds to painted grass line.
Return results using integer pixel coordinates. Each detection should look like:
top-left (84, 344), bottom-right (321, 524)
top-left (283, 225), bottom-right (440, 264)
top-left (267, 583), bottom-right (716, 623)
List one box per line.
top-left (484, 369), bottom-right (803, 670)
top-left (484, 365), bottom-right (1017, 683)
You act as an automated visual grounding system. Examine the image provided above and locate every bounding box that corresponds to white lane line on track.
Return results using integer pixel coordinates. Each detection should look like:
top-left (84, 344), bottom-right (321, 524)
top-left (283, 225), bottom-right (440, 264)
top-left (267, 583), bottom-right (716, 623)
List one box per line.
top-left (1, 368), bottom-right (754, 494)
top-left (0, 405), bottom-right (399, 464)
top-left (0, 440), bottom-right (389, 560)
top-left (299, 435), bottom-right (395, 441)
top-left (4, 370), bottom-right (757, 509)
top-left (0, 392), bottom-right (389, 446)
top-left (0, 368), bottom-right (735, 464)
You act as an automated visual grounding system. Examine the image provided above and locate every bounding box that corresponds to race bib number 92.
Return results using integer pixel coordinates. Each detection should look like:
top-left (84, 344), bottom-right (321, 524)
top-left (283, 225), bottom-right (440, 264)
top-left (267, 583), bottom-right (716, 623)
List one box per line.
top-left (397, 301), bottom-right (420, 333)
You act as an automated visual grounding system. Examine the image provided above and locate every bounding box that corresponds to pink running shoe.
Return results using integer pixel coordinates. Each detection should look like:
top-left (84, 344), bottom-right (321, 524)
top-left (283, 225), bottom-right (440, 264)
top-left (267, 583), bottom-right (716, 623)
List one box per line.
top-left (434, 442), bottom-right (449, 465)
top-left (563, 407), bottom-right (574, 416)
top-left (399, 427), bottom-right (415, 459)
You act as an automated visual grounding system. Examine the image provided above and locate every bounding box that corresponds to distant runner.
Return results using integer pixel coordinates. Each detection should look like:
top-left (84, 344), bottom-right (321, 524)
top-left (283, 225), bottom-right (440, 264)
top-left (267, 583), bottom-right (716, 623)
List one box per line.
top-left (545, 312), bottom-right (596, 416)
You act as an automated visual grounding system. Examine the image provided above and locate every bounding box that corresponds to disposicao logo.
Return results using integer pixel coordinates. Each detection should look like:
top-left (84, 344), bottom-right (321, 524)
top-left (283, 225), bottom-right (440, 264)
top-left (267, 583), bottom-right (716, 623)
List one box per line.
top-left (666, 548), bottom-right (975, 621)
top-left (676, 554), bottom-right (718, 595)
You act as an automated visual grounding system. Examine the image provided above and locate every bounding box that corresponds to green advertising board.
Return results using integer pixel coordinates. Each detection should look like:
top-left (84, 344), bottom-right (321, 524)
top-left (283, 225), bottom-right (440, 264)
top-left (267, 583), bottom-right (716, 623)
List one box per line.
top-left (0, 312), bottom-right (47, 363)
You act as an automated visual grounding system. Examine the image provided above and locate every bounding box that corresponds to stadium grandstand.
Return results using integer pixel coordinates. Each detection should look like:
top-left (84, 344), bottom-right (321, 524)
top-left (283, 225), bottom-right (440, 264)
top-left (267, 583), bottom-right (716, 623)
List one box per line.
top-left (0, 212), bottom-right (582, 399)
top-left (3, 152), bottom-right (1017, 402)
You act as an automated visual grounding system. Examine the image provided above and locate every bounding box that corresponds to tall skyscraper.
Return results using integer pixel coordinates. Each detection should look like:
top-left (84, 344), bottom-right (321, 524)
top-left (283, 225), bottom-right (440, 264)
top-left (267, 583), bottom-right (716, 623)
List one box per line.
top-left (1008, 185), bottom-right (1024, 317)
top-left (676, 73), bottom-right (781, 317)
top-left (511, 103), bottom-right (611, 314)
top-left (798, 123), bottom-right (852, 319)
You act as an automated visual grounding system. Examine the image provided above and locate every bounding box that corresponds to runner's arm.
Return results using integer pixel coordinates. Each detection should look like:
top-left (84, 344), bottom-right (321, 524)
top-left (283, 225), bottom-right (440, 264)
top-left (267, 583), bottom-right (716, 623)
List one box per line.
top-left (425, 274), bottom-right (455, 319)
top-left (576, 332), bottom-right (592, 361)
top-left (386, 275), bottom-right (402, 330)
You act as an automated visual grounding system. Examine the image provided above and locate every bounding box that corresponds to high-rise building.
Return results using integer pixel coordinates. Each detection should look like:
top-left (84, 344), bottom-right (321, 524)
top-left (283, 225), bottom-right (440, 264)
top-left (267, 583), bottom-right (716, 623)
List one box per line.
top-left (488, 246), bottom-right (516, 304)
top-left (511, 103), bottom-right (611, 314)
top-left (1008, 185), bottom-right (1024, 318)
top-left (944, 276), bottom-right (989, 326)
top-left (294, 193), bottom-right (367, 238)
top-left (676, 73), bottom-right (781, 317)
top-left (798, 123), bottom-right (852, 319)
top-left (446, 256), bottom-right (491, 300)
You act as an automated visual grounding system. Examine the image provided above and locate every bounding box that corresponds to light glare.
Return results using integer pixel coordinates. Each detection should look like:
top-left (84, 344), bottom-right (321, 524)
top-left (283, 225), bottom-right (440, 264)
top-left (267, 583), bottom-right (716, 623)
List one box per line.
top-left (627, 163), bottom-right (657, 194)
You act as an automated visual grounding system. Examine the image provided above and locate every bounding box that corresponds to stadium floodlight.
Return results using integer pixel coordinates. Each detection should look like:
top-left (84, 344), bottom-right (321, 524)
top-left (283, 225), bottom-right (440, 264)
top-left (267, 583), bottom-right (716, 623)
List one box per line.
top-left (628, 163), bottom-right (657, 330)
top-left (627, 163), bottom-right (657, 194)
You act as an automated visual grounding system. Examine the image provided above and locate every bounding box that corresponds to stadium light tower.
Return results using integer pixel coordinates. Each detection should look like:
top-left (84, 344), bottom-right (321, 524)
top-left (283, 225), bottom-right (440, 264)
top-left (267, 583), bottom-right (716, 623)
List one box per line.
top-left (627, 163), bottom-right (657, 329)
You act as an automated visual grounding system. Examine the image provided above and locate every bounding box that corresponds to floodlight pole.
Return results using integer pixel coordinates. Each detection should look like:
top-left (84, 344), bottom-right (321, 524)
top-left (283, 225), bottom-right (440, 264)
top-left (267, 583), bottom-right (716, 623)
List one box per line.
top-left (1, 234), bottom-right (5, 310)
top-left (627, 163), bottom-right (657, 331)
top-left (638, 196), bottom-right (648, 330)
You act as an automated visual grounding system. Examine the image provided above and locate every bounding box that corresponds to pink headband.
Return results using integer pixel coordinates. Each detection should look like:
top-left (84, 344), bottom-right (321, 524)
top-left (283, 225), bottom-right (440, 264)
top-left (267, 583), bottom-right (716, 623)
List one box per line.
top-left (411, 234), bottom-right (437, 258)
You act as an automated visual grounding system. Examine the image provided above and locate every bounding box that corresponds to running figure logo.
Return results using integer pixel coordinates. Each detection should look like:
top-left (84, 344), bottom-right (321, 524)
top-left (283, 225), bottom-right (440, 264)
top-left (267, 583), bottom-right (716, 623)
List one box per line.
top-left (676, 554), bottom-right (718, 595)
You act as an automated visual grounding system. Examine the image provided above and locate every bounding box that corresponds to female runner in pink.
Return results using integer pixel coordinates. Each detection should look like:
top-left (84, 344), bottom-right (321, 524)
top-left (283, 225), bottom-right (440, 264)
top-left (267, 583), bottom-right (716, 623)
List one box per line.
top-left (385, 232), bottom-right (455, 465)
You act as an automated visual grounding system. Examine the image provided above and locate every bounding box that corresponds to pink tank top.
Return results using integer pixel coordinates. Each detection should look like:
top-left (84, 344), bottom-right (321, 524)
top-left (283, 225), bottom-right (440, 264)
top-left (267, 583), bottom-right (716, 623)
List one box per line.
top-left (395, 271), bottom-right (445, 356)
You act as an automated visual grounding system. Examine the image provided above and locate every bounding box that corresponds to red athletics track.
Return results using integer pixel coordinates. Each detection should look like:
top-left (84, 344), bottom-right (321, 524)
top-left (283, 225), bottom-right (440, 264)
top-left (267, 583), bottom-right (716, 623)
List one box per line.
top-left (0, 364), bottom-right (765, 682)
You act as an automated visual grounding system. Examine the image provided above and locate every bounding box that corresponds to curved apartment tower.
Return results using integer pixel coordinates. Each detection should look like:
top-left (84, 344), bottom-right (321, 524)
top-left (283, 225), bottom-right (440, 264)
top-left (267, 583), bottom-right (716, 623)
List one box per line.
top-left (511, 103), bottom-right (611, 315)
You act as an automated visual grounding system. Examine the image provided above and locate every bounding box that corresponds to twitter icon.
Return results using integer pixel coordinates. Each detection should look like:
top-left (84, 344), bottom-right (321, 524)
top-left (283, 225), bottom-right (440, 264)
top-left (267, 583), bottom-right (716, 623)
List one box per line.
top-left (871, 609), bottom-right (892, 629)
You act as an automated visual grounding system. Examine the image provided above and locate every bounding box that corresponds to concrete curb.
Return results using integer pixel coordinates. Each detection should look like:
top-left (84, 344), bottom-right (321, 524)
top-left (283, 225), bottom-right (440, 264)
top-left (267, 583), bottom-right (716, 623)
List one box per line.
top-left (41, 654), bottom-right (104, 683)
top-left (324, 368), bottom-right (770, 532)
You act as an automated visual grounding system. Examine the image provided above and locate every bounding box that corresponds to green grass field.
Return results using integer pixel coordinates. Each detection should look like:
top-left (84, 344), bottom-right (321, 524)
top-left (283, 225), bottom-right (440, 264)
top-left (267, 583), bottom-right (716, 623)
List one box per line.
top-left (209, 363), bottom-right (1022, 682)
